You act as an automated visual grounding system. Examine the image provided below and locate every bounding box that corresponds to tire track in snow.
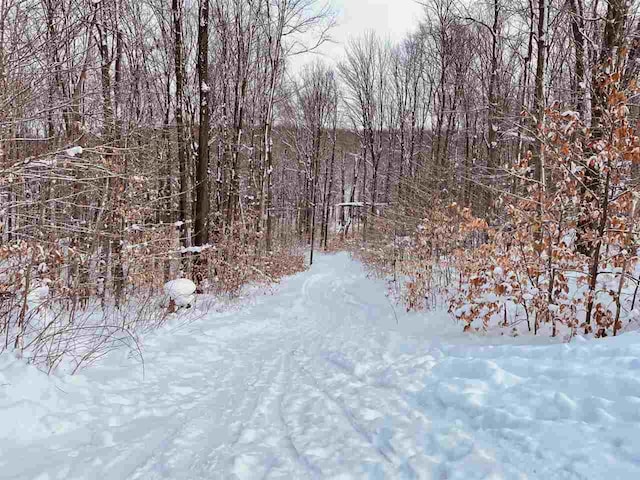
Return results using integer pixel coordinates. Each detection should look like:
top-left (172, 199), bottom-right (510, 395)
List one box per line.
top-left (275, 352), bottom-right (323, 479)
top-left (320, 351), bottom-right (430, 418)
top-left (291, 352), bottom-right (398, 468)
top-left (203, 354), bottom-right (284, 476)
top-left (298, 345), bottom-right (455, 479)
top-left (190, 355), bottom-right (282, 478)
top-left (218, 351), bottom-right (321, 480)
top-left (122, 321), bottom-right (302, 480)
top-left (124, 352), bottom-right (270, 479)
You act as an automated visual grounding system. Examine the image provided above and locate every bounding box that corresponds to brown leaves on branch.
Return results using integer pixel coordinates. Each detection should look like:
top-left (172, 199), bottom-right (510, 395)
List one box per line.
top-left (357, 70), bottom-right (640, 340)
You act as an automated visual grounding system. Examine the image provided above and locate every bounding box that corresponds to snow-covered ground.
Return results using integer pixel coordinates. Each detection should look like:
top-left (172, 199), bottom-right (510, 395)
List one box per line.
top-left (1, 252), bottom-right (640, 479)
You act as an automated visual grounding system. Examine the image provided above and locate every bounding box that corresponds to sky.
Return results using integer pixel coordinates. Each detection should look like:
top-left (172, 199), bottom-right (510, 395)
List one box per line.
top-left (289, 0), bottom-right (425, 75)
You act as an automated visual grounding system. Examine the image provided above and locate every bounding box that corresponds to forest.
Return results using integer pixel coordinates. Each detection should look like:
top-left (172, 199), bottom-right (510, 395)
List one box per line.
top-left (2, 0), bottom-right (640, 370)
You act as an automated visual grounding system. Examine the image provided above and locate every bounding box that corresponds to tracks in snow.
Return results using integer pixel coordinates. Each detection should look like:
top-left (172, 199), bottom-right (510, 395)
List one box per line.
top-left (3, 255), bottom-right (439, 480)
top-left (6, 253), bottom-right (640, 480)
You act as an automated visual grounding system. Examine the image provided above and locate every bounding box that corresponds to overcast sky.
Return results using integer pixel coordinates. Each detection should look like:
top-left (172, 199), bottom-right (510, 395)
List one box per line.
top-left (289, 0), bottom-right (425, 75)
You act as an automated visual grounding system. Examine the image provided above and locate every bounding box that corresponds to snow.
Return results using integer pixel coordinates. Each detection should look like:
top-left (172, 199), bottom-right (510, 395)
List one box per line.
top-left (179, 244), bottom-right (212, 254)
top-left (502, 130), bottom-right (537, 143)
top-left (27, 158), bottom-right (57, 168)
top-left (335, 202), bottom-right (388, 207)
top-left (1, 253), bottom-right (640, 479)
top-left (26, 285), bottom-right (49, 306)
top-left (562, 110), bottom-right (580, 119)
top-left (65, 146), bottom-right (83, 157)
top-left (164, 278), bottom-right (196, 307)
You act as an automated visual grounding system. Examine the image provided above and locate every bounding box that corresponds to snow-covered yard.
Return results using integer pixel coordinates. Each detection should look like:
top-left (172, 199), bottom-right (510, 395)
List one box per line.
top-left (1, 252), bottom-right (639, 479)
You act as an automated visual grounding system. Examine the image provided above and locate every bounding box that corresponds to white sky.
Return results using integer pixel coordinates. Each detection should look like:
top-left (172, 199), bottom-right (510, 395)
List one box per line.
top-left (289, 0), bottom-right (425, 75)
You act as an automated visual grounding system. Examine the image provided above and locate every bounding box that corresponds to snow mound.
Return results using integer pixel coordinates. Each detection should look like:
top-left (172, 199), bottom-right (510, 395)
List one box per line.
top-left (65, 146), bottom-right (83, 157)
top-left (164, 278), bottom-right (197, 307)
top-left (27, 285), bottom-right (49, 307)
top-left (0, 353), bottom-right (77, 444)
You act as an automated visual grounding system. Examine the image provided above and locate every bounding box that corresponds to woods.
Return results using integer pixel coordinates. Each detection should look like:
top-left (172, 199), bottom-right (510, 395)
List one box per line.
top-left (0, 0), bottom-right (332, 368)
top-left (2, 0), bottom-right (640, 369)
top-left (357, 0), bottom-right (640, 340)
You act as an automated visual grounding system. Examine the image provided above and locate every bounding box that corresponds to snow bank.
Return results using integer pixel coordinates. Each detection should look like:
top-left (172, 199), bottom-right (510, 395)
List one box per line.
top-left (27, 285), bottom-right (49, 307)
top-left (0, 353), bottom-right (83, 444)
top-left (164, 278), bottom-right (196, 307)
top-left (0, 253), bottom-right (638, 479)
top-left (65, 146), bottom-right (83, 157)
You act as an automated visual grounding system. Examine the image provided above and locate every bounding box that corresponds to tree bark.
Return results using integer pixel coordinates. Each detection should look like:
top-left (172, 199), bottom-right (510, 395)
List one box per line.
top-left (172, 0), bottom-right (190, 268)
top-left (194, 0), bottom-right (210, 252)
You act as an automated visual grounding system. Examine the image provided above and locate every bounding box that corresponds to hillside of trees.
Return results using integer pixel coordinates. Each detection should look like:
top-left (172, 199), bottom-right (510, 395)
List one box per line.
top-left (2, 0), bottom-right (640, 368)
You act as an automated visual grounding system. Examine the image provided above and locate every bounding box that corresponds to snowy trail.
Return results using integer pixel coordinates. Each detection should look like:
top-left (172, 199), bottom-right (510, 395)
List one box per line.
top-left (2, 252), bottom-right (640, 479)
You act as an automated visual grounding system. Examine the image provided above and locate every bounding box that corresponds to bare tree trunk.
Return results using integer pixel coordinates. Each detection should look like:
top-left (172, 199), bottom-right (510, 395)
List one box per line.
top-left (568, 0), bottom-right (586, 118)
top-left (194, 0), bottom-right (210, 252)
top-left (172, 0), bottom-right (190, 270)
top-left (515, 0), bottom-right (534, 181)
top-left (578, 0), bottom-right (628, 255)
top-left (486, 0), bottom-right (500, 217)
top-left (340, 151), bottom-right (346, 233)
top-left (584, 156), bottom-right (611, 332)
top-left (111, 26), bottom-right (125, 306)
top-left (309, 125), bottom-right (322, 265)
top-left (533, 0), bottom-right (547, 239)
top-left (323, 147), bottom-right (335, 250)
